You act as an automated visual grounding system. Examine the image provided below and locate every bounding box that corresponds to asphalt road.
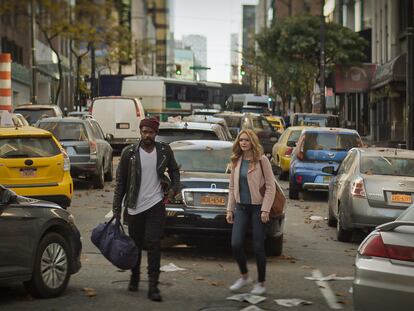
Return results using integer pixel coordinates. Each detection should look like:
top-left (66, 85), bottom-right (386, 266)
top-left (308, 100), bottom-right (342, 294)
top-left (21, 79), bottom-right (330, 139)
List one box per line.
top-left (0, 158), bottom-right (366, 311)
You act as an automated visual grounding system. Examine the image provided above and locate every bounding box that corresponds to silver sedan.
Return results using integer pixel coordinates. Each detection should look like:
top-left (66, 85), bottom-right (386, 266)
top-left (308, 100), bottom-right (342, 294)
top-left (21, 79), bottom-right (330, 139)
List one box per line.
top-left (353, 205), bottom-right (414, 310)
top-left (328, 147), bottom-right (414, 242)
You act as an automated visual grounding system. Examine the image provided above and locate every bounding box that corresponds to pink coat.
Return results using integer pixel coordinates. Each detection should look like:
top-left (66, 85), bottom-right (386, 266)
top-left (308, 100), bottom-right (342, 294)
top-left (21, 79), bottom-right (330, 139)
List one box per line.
top-left (227, 155), bottom-right (276, 213)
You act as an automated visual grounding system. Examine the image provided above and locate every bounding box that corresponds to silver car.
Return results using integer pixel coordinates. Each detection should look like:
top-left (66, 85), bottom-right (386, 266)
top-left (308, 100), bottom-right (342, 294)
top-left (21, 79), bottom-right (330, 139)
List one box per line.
top-left (353, 205), bottom-right (414, 310)
top-left (328, 147), bottom-right (414, 242)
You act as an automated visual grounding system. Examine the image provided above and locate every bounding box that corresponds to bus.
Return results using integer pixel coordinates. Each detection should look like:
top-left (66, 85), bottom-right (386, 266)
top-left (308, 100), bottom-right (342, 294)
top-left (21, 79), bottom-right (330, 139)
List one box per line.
top-left (121, 76), bottom-right (222, 120)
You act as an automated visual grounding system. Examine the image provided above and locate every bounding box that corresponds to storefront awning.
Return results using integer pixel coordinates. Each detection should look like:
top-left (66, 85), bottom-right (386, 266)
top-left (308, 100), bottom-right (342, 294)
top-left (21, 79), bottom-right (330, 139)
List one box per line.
top-left (371, 54), bottom-right (406, 90)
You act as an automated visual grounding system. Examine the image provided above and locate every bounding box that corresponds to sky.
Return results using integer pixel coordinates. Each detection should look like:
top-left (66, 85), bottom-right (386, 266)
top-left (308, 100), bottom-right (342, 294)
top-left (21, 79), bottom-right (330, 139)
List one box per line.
top-left (173, 0), bottom-right (258, 83)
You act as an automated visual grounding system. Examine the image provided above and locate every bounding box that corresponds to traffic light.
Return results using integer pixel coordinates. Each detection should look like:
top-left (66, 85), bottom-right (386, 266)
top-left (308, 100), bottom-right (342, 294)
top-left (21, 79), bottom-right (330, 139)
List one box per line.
top-left (240, 65), bottom-right (246, 76)
top-left (176, 64), bottom-right (182, 75)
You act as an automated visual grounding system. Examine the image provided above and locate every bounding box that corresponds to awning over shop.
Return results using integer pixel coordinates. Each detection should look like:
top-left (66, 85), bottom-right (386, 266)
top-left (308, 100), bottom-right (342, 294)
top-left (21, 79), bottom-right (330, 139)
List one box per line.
top-left (371, 54), bottom-right (406, 90)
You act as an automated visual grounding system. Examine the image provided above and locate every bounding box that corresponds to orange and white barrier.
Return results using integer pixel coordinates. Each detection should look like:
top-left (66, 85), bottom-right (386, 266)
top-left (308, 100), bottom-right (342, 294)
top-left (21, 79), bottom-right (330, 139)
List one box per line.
top-left (0, 53), bottom-right (12, 112)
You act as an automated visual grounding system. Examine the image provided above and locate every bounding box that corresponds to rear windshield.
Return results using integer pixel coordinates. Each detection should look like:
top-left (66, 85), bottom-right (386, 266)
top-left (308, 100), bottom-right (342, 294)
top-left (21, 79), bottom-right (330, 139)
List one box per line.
top-left (288, 130), bottom-right (302, 143)
top-left (0, 137), bottom-right (60, 158)
top-left (218, 116), bottom-right (241, 128)
top-left (295, 115), bottom-right (339, 127)
top-left (360, 156), bottom-right (414, 177)
top-left (14, 108), bottom-right (55, 124)
top-left (303, 132), bottom-right (360, 151)
top-left (156, 129), bottom-right (219, 144)
top-left (251, 118), bottom-right (275, 132)
top-left (38, 122), bottom-right (89, 141)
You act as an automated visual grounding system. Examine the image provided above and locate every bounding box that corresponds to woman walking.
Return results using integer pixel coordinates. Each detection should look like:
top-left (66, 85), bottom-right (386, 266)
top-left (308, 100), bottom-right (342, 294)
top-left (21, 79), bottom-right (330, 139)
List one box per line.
top-left (226, 129), bottom-right (276, 295)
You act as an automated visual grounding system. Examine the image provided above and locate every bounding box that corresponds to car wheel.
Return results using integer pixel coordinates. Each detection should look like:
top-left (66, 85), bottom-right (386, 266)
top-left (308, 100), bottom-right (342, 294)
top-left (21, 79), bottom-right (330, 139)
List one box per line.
top-left (327, 203), bottom-right (337, 227)
top-left (265, 235), bottom-right (283, 256)
top-left (94, 165), bottom-right (105, 189)
top-left (336, 207), bottom-right (353, 242)
top-left (24, 233), bottom-right (71, 298)
top-left (104, 157), bottom-right (113, 182)
top-left (289, 180), bottom-right (299, 200)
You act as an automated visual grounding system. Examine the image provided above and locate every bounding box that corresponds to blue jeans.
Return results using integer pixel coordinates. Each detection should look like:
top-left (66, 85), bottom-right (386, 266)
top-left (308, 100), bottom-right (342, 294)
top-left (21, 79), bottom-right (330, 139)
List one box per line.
top-left (231, 204), bottom-right (266, 283)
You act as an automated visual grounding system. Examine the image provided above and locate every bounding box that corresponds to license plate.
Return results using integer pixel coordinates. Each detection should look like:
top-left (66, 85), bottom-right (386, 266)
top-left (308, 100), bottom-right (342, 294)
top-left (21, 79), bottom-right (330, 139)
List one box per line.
top-left (200, 196), bottom-right (225, 206)
top-left (20, 168), bottom-right (36, 177)
top-left (117, 123), bottom-right (130, 129)
top-left (323, 176), bottom-right (332, 183)
top-left (391, 194), bottom-right (412, 203)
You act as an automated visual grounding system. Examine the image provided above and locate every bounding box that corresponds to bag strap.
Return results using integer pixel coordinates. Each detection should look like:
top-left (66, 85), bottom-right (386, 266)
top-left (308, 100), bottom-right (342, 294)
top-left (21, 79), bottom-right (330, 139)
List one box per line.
top-left (259, 158), bottom-right (265, 181)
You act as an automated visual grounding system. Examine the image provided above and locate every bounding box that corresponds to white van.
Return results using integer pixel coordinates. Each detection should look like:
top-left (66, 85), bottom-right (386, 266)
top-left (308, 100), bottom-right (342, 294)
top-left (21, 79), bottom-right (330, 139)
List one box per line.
top-left (90, 96), bottom-right (145, 148)
top-left (225, 94), bottom-right (270, 112)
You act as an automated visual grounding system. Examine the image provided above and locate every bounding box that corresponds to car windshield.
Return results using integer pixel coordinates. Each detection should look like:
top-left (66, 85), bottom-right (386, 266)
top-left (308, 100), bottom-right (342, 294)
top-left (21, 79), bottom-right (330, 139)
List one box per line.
top-left (0, 137), bottom-right (60, 158)
top-left (156, 129), bottom-right (219, 144)
top-left (174, 147), bottom-right (232, 173)
top-left (303, 132), bottom-right (360, 151)
top-left (360, 156), bottom-right (414, 177)
top-left (38, 122), bottom-right (89, 141)
top-left (13, 108), bottom-right (55, 124)
top-left (288, 130), bottom-right (302, 143)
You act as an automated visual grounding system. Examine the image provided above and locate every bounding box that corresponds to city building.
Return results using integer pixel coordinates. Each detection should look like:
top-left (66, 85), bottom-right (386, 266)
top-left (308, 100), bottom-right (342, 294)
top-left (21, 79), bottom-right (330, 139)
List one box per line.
top-left (241, 5), bottom-right (256, 87)
top-left (230, 33), bottom-right (240, 84)
top-left (182, 35), bottom-right (207, 81)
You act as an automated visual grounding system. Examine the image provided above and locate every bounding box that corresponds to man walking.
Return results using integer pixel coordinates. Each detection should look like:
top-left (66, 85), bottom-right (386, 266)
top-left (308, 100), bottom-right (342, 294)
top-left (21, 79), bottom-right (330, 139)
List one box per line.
top-left (112, 117), bottom-right (180, 302)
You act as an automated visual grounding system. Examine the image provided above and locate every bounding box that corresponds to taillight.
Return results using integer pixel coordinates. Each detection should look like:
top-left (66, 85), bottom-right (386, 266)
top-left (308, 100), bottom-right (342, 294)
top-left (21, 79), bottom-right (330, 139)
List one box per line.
top-left (360, 233), bottom-right (414, 262)
top-left (284, 147), bottom-right (293, 157)
top-left (61, 149), bottom-right (70, 171)
top-left (296, 175), bottom-right (303, 184)
top-left (89, 140), bottom-right (97, 155)
top-left (351, 178), bottom-right (366, 198)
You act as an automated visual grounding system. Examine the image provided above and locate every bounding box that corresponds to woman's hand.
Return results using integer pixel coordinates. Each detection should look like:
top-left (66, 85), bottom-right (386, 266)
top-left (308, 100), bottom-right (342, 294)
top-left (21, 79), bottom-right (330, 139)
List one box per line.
top-left (226, 211), bottom-right (234, 224)
top-left (261, 211), bottom-right (270, 223)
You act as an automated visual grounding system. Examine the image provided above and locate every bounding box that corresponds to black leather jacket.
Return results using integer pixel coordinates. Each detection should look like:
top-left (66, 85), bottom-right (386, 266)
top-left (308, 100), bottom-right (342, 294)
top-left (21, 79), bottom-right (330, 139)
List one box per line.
top-left (112, 141), bottom-right (180, 214)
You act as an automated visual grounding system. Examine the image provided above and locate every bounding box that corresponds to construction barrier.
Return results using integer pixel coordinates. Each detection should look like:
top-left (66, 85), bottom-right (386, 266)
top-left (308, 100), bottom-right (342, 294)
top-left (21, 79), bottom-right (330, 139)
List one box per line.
top-left (0, 53), bottom-right (12, 112)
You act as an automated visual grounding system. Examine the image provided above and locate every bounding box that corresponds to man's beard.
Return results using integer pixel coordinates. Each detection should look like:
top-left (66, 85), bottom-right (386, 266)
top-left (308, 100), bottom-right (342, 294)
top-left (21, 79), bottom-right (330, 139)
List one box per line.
top-left (142, 138), bottom-right (154, 145)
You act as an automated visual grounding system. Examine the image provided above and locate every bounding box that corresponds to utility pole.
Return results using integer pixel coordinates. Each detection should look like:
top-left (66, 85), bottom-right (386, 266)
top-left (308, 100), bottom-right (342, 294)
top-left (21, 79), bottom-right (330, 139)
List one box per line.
top-left (319, 0), bottom-right (326, 113)
top-left (30, 0), bottom-right (37, 104)
top-left (407, 0), bottom-right (414, 149)
top-left (90, 44), bottom-right (96, 98)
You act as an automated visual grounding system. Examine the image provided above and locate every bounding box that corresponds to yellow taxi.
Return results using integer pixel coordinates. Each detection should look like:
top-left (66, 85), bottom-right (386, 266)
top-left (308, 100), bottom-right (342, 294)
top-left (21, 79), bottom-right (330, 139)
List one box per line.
top-left (271, 126), bottom-right (308, 180)
top-left (265, 115), bottom-right (285, 134)
top-left (0, 125), bottom-right (73, 207)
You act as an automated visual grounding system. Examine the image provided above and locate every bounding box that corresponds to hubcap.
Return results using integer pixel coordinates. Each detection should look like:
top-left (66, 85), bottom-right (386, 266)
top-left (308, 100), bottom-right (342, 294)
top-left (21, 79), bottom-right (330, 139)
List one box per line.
top-left (41, 243), bottom-right (68, 289)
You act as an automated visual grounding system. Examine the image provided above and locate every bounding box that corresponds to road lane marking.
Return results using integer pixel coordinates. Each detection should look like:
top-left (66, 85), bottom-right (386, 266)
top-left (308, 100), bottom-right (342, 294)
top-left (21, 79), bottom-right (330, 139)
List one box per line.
top-left (312, 269), bottom-right (343, 309)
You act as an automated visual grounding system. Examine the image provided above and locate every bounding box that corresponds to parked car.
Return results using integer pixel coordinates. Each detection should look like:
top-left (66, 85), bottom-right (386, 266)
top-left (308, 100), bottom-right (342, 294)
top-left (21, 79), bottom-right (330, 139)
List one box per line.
top-left (290, 113), bottom-right (340, 127)
top-left (182, 115), bottom-right (233, 140)
top-left (164, 140), bottom-right (285, 256)
top-left (90, 96), bottom-right (145, 149)
top-left (13, 104), bottom-right (63, 125)
top-left (37, 117), bottom-right (113, 189)
top-left (289, 127), bottom-right (362, 200)
top-left (0, 124), bottom-right (73, 207)
top-left (265, 115), bottom-right (285, 134)
top-left (271, 126), bottom-right (308, 180)
top-left (156, 121), bottom-right (231, 144)
top-left (353, 204), bottom-right (414, 310)
top-left (215, 112), bottom-right (279, 159)
top-left (0, 185), bottom-right (81, 298)
top-left (328, 147), bottom-right (414, 242)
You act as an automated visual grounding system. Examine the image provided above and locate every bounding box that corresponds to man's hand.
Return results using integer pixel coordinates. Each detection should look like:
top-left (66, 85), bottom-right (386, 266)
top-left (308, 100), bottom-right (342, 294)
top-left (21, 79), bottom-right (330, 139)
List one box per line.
top-left (226, 211), bottom-right (234, 224)
top-left (261, 211), bottom-right (270, 223)
top-left (113, 210), bottom-right (121, 220)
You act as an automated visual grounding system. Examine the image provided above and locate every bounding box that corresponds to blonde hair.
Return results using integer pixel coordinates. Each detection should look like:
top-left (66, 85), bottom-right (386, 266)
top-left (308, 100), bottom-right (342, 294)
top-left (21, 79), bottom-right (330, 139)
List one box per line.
top-left (230, 129), bottom-right (264, 166)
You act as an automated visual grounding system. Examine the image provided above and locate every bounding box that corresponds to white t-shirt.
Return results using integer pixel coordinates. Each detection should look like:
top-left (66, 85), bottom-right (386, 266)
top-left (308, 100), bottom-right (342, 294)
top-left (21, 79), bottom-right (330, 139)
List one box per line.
top-left (128, 147), bottom-right (163, 215)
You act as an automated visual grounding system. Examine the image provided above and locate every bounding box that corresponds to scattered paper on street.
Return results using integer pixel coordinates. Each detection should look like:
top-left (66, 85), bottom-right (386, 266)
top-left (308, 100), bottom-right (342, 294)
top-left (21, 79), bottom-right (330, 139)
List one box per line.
top-left (240, 305), bottom-right (265, 311)
top-left (274, 298), bottom-right (313, 307)
top-left (226, 294), bottom-right (266, 305)
top-left (160, 262), bottom-right (186, 272)
top-left (305, 274), bottom-right (354, 281)
top-left (82, 287), bottom-right (97, 297)
top-left (309, 215), bottom-right (324, 221)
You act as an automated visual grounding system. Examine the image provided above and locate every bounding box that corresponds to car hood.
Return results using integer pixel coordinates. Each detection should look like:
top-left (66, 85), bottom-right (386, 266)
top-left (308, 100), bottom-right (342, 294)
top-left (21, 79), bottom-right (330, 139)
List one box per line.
top-left (15, 196), bottom-right (63, 209)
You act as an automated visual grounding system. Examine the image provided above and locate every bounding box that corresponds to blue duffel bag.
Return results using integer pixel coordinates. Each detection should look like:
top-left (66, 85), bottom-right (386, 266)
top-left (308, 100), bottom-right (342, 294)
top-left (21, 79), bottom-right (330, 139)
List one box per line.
top-left (91, 216), bottom-right (138, 270)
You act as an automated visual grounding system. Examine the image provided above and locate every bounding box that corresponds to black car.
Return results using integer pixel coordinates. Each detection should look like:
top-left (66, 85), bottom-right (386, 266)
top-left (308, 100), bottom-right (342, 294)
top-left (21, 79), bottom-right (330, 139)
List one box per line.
top-left (37, 117), bottom-right (113, 188)
top-left (215, 112), bottom-right (279, 158)
top-left (164, 140), bottom-right (285, 256)
top-left (0, 185), bottom-right (81, 298)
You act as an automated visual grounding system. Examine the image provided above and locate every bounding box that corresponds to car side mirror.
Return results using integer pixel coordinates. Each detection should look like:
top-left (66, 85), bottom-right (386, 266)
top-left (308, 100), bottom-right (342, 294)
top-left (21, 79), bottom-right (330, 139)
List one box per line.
top-left (322, 166), bottom-right (336, 175)
top-left (0, 185), bottom-right (17, 205)
top-left (105, 133), bottom-right (114, 141)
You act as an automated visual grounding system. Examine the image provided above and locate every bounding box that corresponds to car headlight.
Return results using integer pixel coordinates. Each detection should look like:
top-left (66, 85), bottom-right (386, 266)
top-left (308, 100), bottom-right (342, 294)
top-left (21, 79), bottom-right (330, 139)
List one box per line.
top-left (183, 192), bottom-right (194, 206)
